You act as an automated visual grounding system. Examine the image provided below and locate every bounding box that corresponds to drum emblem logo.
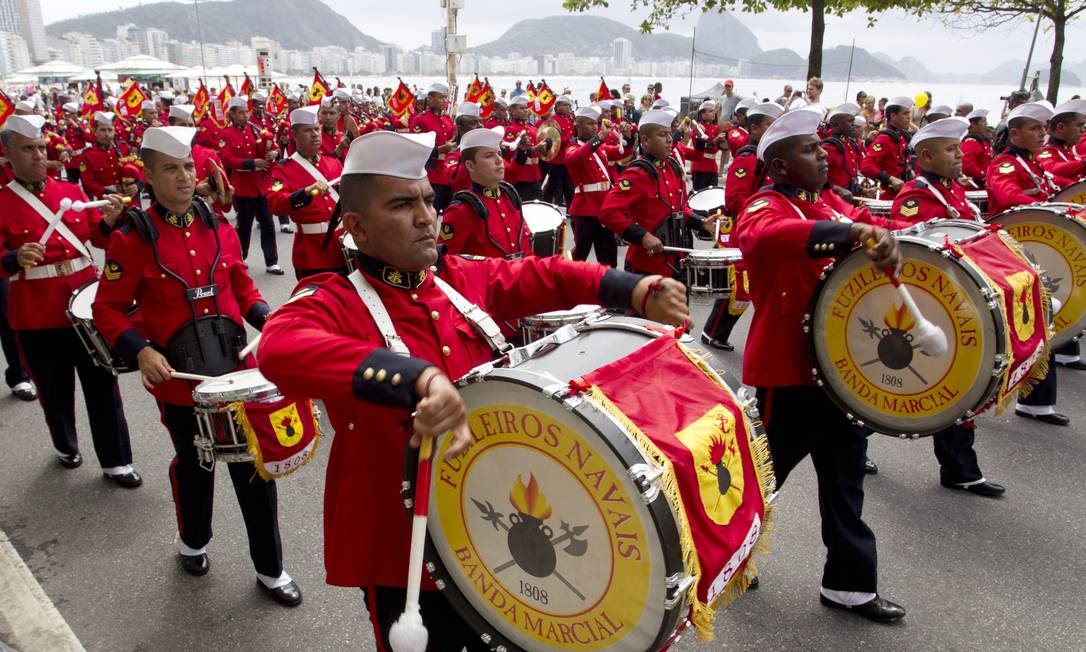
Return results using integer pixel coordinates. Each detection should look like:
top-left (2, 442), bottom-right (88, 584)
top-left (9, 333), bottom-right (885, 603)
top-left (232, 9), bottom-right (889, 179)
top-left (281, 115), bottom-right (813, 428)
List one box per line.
top-left (269, 403), bottom-right (303, 447)
top-left (1006, 270), bottom-right (1037, 342)
top-left (858, 303), bottom-right (920, 372)
top-left (677, 405), bottom-right (745, 526)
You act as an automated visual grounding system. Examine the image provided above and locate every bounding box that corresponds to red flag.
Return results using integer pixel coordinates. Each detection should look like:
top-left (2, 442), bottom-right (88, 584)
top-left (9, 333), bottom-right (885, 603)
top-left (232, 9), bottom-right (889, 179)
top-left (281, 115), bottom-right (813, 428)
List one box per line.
top-left (532, 80), bottom-right (556, 117)
top-left (387, 79), bottom-right (415, 118)
top-left (81, 74), bottom-right (105, 117)
top-left (118, 81), bottom-right (147, 120)
top-left (210, 82), bottom-right (235, 129)
top-left (266, 84), bottom-right (287, 116)
top-left (596, 77), bottom-right (610, 103)
top-left (308, 67), bottom-right (330, 106)
top-left (192, 81), bottom-right (210, 124)
top-left (0, 89), bottom-right (14, 126)
top-left (477, 79), bottom-right (495, 119)
top-left (234, 395), bottom-right (322, 481)
top-left (241, 73), bottom-right (256, 109)
top-left (464, 75), bottom-right (482, 103)
top-left (525, 80), bottom-right (537, 101)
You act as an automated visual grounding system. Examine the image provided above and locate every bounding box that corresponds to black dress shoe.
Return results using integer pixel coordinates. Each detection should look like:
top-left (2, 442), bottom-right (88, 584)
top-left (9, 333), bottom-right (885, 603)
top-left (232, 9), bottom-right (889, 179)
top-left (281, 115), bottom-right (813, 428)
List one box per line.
top-left (180, 553), bottom-right (210, 576)
top-left (258, 579), bottom-right (303, 607)
top-left (942, 480), bottom-right (1006, 497)
top-left (1014, 409), bottom-right (1071, 426)
top-left (11, 382), bottom-right (36, 401)
top-left (747, 575), bottom-right (759, 590)
top-left (700, 333), bottom-right (735, 351)
top-left (103, 469), bottom-right (143, 489)
top-left (57, 452), bottom-right (82, 469)
top-left (820, 594), bottom-right (905, 623)
top-left (1057, 359), bottom-right (1086, 370)
top-left (864, 457), bottom-right (879, 475)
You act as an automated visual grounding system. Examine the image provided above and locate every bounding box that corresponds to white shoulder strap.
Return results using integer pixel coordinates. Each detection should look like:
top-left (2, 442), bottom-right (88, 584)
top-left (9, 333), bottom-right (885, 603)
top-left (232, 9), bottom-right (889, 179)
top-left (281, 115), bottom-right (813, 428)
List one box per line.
top-left (7, 182), bottom-right (93, 260)
top-left (290, 152), bottom-right (340, 203)
top-left (347, 270), bottom-right (410, 356)
top-left (432, 276), bottom-right (511, 353)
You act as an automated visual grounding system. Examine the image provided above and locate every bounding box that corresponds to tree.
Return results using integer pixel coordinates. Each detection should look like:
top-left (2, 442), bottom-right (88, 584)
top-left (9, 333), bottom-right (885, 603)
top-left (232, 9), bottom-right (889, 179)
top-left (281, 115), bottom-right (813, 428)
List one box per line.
top-left (909, 1), bottom-right (1086, 104)
top-left (561, 0), bottom-right (913, 80)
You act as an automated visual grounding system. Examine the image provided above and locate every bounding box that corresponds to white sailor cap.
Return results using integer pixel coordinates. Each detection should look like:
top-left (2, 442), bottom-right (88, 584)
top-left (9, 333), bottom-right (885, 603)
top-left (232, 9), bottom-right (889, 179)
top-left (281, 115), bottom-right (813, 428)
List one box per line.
top-left (757, 107), bottom-right (823, 161)
top-left (14, 99), bottom-right (35, 112)
top-left (494, 97), bottom-right (509, 108)
top-left (556, 95), bottom-right (572, 105)
top-left (141, 126), bottom-right (196, 159)
top-left (574, 105), bottom-right (601, 120)
top-left (176, 94), bottom-right (189, 103)
top-left (651, 98), bottom-right (670, 109)
top-left (827, 102), bottom-right (861, 120)
top-left (748, 102), bottom-right (784, 120)
top-left (342, 130), bottom-right (435, 179)
top-left (886, 96), bottom-right (914, 110)
top-left (854, 115), bottom-right (868, 127)
top-left (455, 101), bottom-right (481, 118)
top-left (93, 111), bottom-right (115, 125)
top-left (141, 100), bottom-right (155, 111)
top-left (510, 95), bottom-right (530, 107)
top-left (598, 99), bottom-right (614, 111)
top-left (287, 91), bottom-right (301, 102)
top-left (333, 88), bottom-right (351, 100)
top-left (426, 82), bottom-right (449, 95)
top-left (966, 108), bottom-right (989, 121)
top-left (252, 91), bottom-right (267, 102)
top-left (2, 114), bottom-right (45, 139)
top-left (227, 95), bottom-right (249, 110)
top-left (62, 102), bottom-right (80, 113)
top-left (105, 97), bottom-right (117, 108)
top-left (168, 104), bottom-right (195, 121)
top-left (320, 96), bottom-right (335, 108)
top-left (910, 116), bottom-right (969, 148)
top-left (1053, 99), bottom-right (1086, 118)
top-left (698, 100), bottom-right (716, 112)
top-left (290, 105), bottom-right (320, 125)
top-left (1007, 100), bottom-right (1055, 125)
top-left (159, 90), bottom-right (175, 101)
top-left (928, 104), bottom-right (953, 117)
top-left (638, 109), bottom-right (675, 130)
top-left (735, 98), bottom-right (756, 113)
top-left (459, 125), bottom-right (503, 151)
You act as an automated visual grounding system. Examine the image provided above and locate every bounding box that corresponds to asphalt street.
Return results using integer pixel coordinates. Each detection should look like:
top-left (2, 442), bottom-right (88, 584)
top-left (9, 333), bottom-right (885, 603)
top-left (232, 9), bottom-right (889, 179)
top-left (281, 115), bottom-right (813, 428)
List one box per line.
top-left (1, 229), bottom-right (1085, 651)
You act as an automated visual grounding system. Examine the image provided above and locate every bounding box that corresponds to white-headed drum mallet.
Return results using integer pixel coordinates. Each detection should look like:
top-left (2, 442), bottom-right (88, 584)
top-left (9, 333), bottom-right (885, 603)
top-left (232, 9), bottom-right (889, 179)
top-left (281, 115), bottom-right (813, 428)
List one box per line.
top-left (868, 238), bottom-right (948, 356)
top-left (389, 434), bottom-right (435, 652)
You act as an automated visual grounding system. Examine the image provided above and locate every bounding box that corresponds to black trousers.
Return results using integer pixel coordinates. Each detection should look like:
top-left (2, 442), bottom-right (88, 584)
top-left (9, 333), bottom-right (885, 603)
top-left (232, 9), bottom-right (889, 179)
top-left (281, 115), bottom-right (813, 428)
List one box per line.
top-left (932, 424), bottom-right (983, 485)
top-left (756, 385), bottom-right (878, 593)
top-left (703, 299), bottom-right (744, 343)
top-left (361, 586), bottom-right (488, 652)
top-left (67, 168), bottom-right (81, 184)
top-left (159, 402), bottom-right (283, 576)
top-left (692, 171), bottom-right (718, 191)
top-left (295, 266), bottom-right (349, 282)
top-left (514, 181), bottom-right (542, 202)
top-left (16, 327), bottom-right (132, 467)
top-left (542, 164), bottom-right (574, 207)
top-left (1055, 340), bottom-right (1080, 359)
top-left (234, 196), bottom-right (279, 266)
top-left (571, 215), bottom-right (618, 268)
top-left (1019, 354), bottom-right (1057, 407)
top-left (433, 184), bottom-right (453, 214)
top-left (0, 279), bottom-right (28, 387)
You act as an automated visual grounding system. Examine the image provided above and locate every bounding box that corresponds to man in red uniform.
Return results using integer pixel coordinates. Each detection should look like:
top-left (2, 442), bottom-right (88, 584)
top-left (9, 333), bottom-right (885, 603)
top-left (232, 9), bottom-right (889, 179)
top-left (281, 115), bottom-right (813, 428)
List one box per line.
top-left (688, 100), bottom-right (725, 190)
top-left (541, 95), bottom-right (576, 206)
top-left (960, 108), bottom-right (992, 187)
top-left (409, 83), bottom-right (456, 212)
top-left (823, 102), bottom-right (863, 196)
top-left (319, 99), bottom-right (350, 159)
top-left (442, 101), bottom-right (484, 194)
top-left (129, 101), bottom-right (162, 150)
top-left (861, 96), bottom-right (914, 196)
top-left (267, 105), bottom-right (348, 279)
top-left (1036, 99), bottom-right (1086, 188)
top-left (725, 98), bottom-right (754, 157)
top-left (504, 95), bottom-right (546, 201)
top-left (566, 105), bottom-right (626, 267)
top-left (218, 95), bottom-right (283, 275)
top-left (92, 126), bottom-right (302, 605)
top-left (737, 108), bottom-right (906, 622)
top-left (256, 129), bottom-right (689, 649)
top-left (0, 115), bottom-right (141, 484)
top-left (484, 98), bottom-right (510, 129)
top-left (985, 100), bottom-right (1071, 424)
top-left (889, 117), bottom-right (1006, 497)
top-left (80, 112), bottom-right (141, 200)
top-left (58, 102), bottom-right (89, 184)
top-left (166, 104), bottom-right (234, 217)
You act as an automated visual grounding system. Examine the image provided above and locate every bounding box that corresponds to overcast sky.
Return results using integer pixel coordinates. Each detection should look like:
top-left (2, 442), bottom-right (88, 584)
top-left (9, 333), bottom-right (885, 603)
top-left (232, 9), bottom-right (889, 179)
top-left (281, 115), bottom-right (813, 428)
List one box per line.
top-left (43, 0), bottom-right (1086, 70)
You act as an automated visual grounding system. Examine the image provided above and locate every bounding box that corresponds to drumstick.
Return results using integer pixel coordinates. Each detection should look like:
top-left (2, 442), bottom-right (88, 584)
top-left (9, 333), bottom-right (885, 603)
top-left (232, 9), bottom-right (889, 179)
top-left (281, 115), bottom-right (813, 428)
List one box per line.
top-left (388, 435), bottom-right (434, 652)
top-left (308, 177), bottom-right (342, 196)
top-left (70, 196), bottom-right (132, 212)
top-left (712, 210), bottom-right (722, 243)
top-left (661, 246), bottom-right (698, 254)
top-left (866, 238), bottom-right (948, 356)
top-left (238, 333), bottom-right (261, 360)
top-left (170, 371), bottom-right (233, 384)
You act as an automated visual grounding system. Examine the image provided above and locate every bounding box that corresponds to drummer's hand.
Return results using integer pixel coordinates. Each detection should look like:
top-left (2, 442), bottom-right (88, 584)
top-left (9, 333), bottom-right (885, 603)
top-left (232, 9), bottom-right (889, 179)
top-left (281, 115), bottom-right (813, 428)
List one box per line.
top-left (16, 242), bottom-right (45, 268)
top-left (101, 193), bottom-right (127, 225)
top-left (831, 185), bottom-right (854, 203)
top-left (412, 368), bottom-right (472, 460)
top-left (137, 347), bottom-right (173, 391)
top-left (306, 180), bottom-right (329, 196)
top-left (640, 233), bottom-right (664, 255)
top-left (889, 177), bottom-right (904, 191)
top-left (850, 223), bottom-right (901, 274)
top-left (634, 276), bottom-right (689, 327)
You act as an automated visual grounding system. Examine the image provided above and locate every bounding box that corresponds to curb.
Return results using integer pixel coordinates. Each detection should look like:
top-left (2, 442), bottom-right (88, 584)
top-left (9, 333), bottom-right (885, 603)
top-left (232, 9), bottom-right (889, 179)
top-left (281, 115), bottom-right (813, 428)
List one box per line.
top-left (0, 529), bottom-right (85, 652)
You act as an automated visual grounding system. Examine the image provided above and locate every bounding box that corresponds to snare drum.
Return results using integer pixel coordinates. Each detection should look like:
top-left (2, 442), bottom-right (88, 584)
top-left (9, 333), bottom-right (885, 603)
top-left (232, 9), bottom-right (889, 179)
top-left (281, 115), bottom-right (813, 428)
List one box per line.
top-left (808, 219), bottom-right (1048, 437)
top-left (1053, 180), bottom-right (1086, 206)
top-left (991, 203), bottom-right (1086, 347)
top-left (66, 281), bottom-right (137, 375)
top-left (964, 190), bottom-right (989, 218)
top-left (409, 316), bottom-right (773, 650)
top-left (683, 248), bottom-right (743, 300)
top-left (519, 304), bottom-right (605, 343)
top-left (689, 186), bottom-right (726, 241)
top-left (857, 197), bottom-right (893, 216)
top-left (193, 369), bottom-right (280, 469)
top-left (521, 200), bottom-right (567, 257)
top-left (341, 232), bottom-right (359, 271)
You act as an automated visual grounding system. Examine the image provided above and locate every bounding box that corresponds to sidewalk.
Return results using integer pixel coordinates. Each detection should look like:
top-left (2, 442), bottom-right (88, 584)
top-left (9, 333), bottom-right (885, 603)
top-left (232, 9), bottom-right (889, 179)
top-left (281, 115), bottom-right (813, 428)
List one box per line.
top-left (0, 529), bottom-right (84, 652)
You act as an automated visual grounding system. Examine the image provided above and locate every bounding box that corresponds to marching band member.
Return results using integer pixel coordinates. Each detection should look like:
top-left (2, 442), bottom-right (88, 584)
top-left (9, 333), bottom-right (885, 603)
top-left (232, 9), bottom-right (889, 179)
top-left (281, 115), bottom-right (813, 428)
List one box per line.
top-left (960, 109), bottom-right (993, 187)
top-left (442, 101), bottom-right (484, 194)
top-left (725, 98), bottom-right (755, 157)
top-left (92, 126), bottom-right (302, 605)
top-left (80, 112), bottom-right (142, 200)
top-left (256, 130), bottom-right (688, 650)
top-left (736, 107), bottom-right (906, 622)
top-left (483, 97), bottom-right (510, 129)
top-left (0, 115), bottom-right (140, 484)
top-left (504, 95), bottom-right (545, 201)
top-left (319, 98), bottom-right (350, 159)
top-left (823, 102), bottom-right (864, 196)
top-left (566, 105), bottom-right (626, 267)
top-left (688, 100), bottom-right (725, 191)
top-left (541, 95), bottom-right (575, 206)
top-left (58, 102), bottom-right (89, 184)
top-left (267, 105), bottom-right (349, 280)
top-left (889, 117), bottom-right (1005, 497)
top-left (409, 83), bottom-right (456, 211)
top-left (861, 96), bottom-right (915, 196)
top-left (1036, 99), bottom-right (1086, 188)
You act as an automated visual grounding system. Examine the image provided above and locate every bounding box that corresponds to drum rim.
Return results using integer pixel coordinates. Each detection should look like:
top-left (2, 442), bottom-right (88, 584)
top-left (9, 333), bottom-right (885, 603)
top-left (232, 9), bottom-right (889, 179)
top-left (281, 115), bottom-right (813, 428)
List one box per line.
top-left (805, 240), bottom-right (1006, 438)
top-left (193, 369), bottom-right (281, 405)
top-left (406, 368), bottom-right (688, 652)
top-left (518, 305), bottom-right (606, 326)
top-left (684, 249), bottom-right (742, 263)
top-left (65, 279), bottom-right (137, 375)
top-left (688, 185), bottom-right (726, 214)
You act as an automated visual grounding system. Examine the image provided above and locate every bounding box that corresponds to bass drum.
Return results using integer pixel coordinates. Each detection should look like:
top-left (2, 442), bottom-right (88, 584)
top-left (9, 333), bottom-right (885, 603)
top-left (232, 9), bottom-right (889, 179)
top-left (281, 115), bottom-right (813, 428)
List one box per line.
top-left (808, 220), bottom-right (1045, 437)
top-left (688, 186), bottom-right (726, 241)
top-left (1053, 180), bottom-right (1086, 206)
top-left (989, 203), bottom-right (1086, 347)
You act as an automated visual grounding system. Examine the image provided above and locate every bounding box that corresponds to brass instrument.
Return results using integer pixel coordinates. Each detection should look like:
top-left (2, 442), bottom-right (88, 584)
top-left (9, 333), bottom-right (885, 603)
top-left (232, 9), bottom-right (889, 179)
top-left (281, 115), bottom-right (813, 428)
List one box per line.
top-left (601, 118), bottom-right (614, 130)
top-left (536, 119), bottom-right (562, 161)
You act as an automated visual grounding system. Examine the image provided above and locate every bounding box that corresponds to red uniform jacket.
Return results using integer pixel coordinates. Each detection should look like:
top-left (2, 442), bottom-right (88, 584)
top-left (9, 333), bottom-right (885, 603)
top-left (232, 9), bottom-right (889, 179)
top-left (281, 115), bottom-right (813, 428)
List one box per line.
top-left (985, 147), bottom-right (1058, 216)
top-left (503, 121), bottom-right (542, 184)
top-left (194, 122), bottom-right (220, 149)
top-left (93, 202), bottom-right (266, 405)
top-left (688, 121), bottom-right (721, 174)
top-left (1036, 138), bottom-right (1085, 188)
top-left (439, 184), bottom-right (533, 258)
top-left (256, 252), bottom-right (637, 588)
top-left (218, 122), bottom-right (276, 198)
top-left (822, 135), bottom-right (860, 191)
top-left (59, 121), bottom-right (90, 173)
top-left (443, 150), bottom-right (471, 193)
top-left (736, 186), bottom-right (868, 387)
top-left (80, 141), bottom-right (139, 199)
top-left (410, 110), bottom-right (455, 187)
top-left (961, 133), bottom-right (993, 186)
top-left (724, 145), bottom-right (766, 217)
top-left (267, 153), bottom-right (346, 272)
top-left (564, 136), bottom-right (624, 217)
top-left (860, 127), bottom-right (910, 188)
top-left (484, 117), bottom-right (511, 130)
top-left (191, 144), bottom-right (232, 215)
top-left (0, 178), bottom-right (110, 329)
top-left (44, 129), bottom-right (67, 180)
top-left (599, 155), bottom-right (690, 276)
top-left (546, 112), bottom-right (575, 166)
top-left (726, 126), bottom-right (749, 157)
top-left (892, 173), bottom-right (979, 226)
top-left (320, 129), bottom-right (346, 158)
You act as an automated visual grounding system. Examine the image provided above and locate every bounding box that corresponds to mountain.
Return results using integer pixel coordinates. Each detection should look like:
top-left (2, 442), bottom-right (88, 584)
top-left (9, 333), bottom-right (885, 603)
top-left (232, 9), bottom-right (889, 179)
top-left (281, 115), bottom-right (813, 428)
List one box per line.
top-left (977, 59), bottom-right (1081, 87)
top-left (748, 49), bottom-right (805, 79)
top-left (45, 0), bottom-right (384, 52)
top-left (873, 53), bottom-right (934, 81)
top-left (469, 15), bottom-right (695, 60)
top-left (820, 46), bottom-right (905, 80)
top-left (692, 11), bottom-right (761, 62)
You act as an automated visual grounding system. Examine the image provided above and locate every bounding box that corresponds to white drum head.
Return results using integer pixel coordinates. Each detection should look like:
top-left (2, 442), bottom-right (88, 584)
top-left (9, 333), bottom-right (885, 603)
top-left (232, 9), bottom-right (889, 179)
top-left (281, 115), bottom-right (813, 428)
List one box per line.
top-left (688, 186), bottom-right (726, 213)
top-left (520, 304), bottom-right (603, 326)
top-left (193, 368), bottom-right (279, 404)
top-left (521, 201), bottom-right (564, 234)
top-left (68, 281), bottom-right (98, 319)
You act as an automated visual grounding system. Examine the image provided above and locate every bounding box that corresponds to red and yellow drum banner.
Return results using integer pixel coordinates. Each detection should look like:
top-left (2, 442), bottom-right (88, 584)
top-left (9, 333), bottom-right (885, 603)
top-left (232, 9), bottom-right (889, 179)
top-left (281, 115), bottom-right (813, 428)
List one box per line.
top-left (961, 231), bottom-right (1050, 406)
top-left (571, 335), bottom-right (773, 641)
top-left (233, 396), bottom-right (320, 481)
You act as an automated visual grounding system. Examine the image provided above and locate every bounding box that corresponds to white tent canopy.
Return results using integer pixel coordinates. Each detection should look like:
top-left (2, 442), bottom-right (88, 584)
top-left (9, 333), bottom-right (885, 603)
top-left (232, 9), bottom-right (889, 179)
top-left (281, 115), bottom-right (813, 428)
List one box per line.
top-left (17, 60), bottom-right (83, 78)
top-left (69, 69), bottom-right (119, 82)
top-left (98, 55), bottom-right (186, 76)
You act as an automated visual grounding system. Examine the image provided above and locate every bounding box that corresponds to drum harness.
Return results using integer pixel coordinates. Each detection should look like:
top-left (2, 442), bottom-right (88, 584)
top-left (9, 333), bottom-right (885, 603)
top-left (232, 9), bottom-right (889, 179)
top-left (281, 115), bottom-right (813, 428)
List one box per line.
top-left (918, 178), bottom-right (978, 221)
top-left (1011, 153), bottom-right (1058, 196)
top-left (450, 182), bottom-right (528, 260)
top-left (630, 155), bottom-right (692, 275)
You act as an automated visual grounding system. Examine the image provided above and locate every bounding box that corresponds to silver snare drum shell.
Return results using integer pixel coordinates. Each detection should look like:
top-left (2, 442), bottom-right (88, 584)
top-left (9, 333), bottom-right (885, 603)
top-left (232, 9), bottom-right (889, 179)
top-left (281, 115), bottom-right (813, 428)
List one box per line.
top-left (66, 280), bottom-right (136, 375)
top-left (518, 304), bottom-right (606, 343)
top-left (682, 248), bottom-right (742, 300)
top-left (192, 369), bottom-right (282, 469)
top-left (521, 200), bottom-right (567, 257)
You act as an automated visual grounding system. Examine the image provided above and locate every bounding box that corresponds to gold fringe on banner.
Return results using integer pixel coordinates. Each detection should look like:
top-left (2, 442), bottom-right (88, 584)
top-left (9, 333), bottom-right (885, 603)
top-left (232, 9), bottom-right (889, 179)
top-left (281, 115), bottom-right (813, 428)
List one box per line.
top-left (230, 399), bottom-right (322, 482)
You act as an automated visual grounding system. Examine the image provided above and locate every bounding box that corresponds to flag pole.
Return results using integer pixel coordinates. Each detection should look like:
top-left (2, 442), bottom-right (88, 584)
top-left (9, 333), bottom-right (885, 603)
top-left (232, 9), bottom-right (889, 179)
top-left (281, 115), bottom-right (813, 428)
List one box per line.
top-left (193, 0), bottom-right (208, 81)
top-left (688, 26), bottom-right (696, 100)
top-left (844, 39), bottom-right (855, 102)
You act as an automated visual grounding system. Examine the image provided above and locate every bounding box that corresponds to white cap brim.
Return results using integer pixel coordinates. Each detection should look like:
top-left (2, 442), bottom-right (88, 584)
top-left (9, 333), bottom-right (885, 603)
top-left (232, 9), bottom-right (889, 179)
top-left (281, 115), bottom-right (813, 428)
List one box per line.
top-left (1053, 99), bottom-right (1086, 118)
top-left (638, 109), bottom-right (674, 129)
top-left (290, 105), bottom-right (320, 125)
top-left (141, 126), bottom-right (196, 159)
top-left (460, 126), bottom-right (504, 151)
top-left (966, 108), bottom-right (989, 121)
top-left (886, 96), bottom-right (914, 110)
top-left (757, 107), bottom-right (823, 161)
top-left (827, 102), bottom-right (861, 120)
top-left (575, 106), bottom-right (601, 120)
top-left (3, 114), bottom-right (45, 139)
top-left (1007, 100), bottom-right (1055, 124)
top-left (910, 116), bottom-right (969, 148)
top-left (343, 131), bottom-right (436, 179)
top-left (94, 111), bottom-right (115, 125)
top-left (168, 104), bottom-right (195, 121)
top-left (227, 96), bottom-right (249, 110)
top-left (749, 102), bottom-right (784, 120)
top-left (456, 102), bottom-right (481, 118)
